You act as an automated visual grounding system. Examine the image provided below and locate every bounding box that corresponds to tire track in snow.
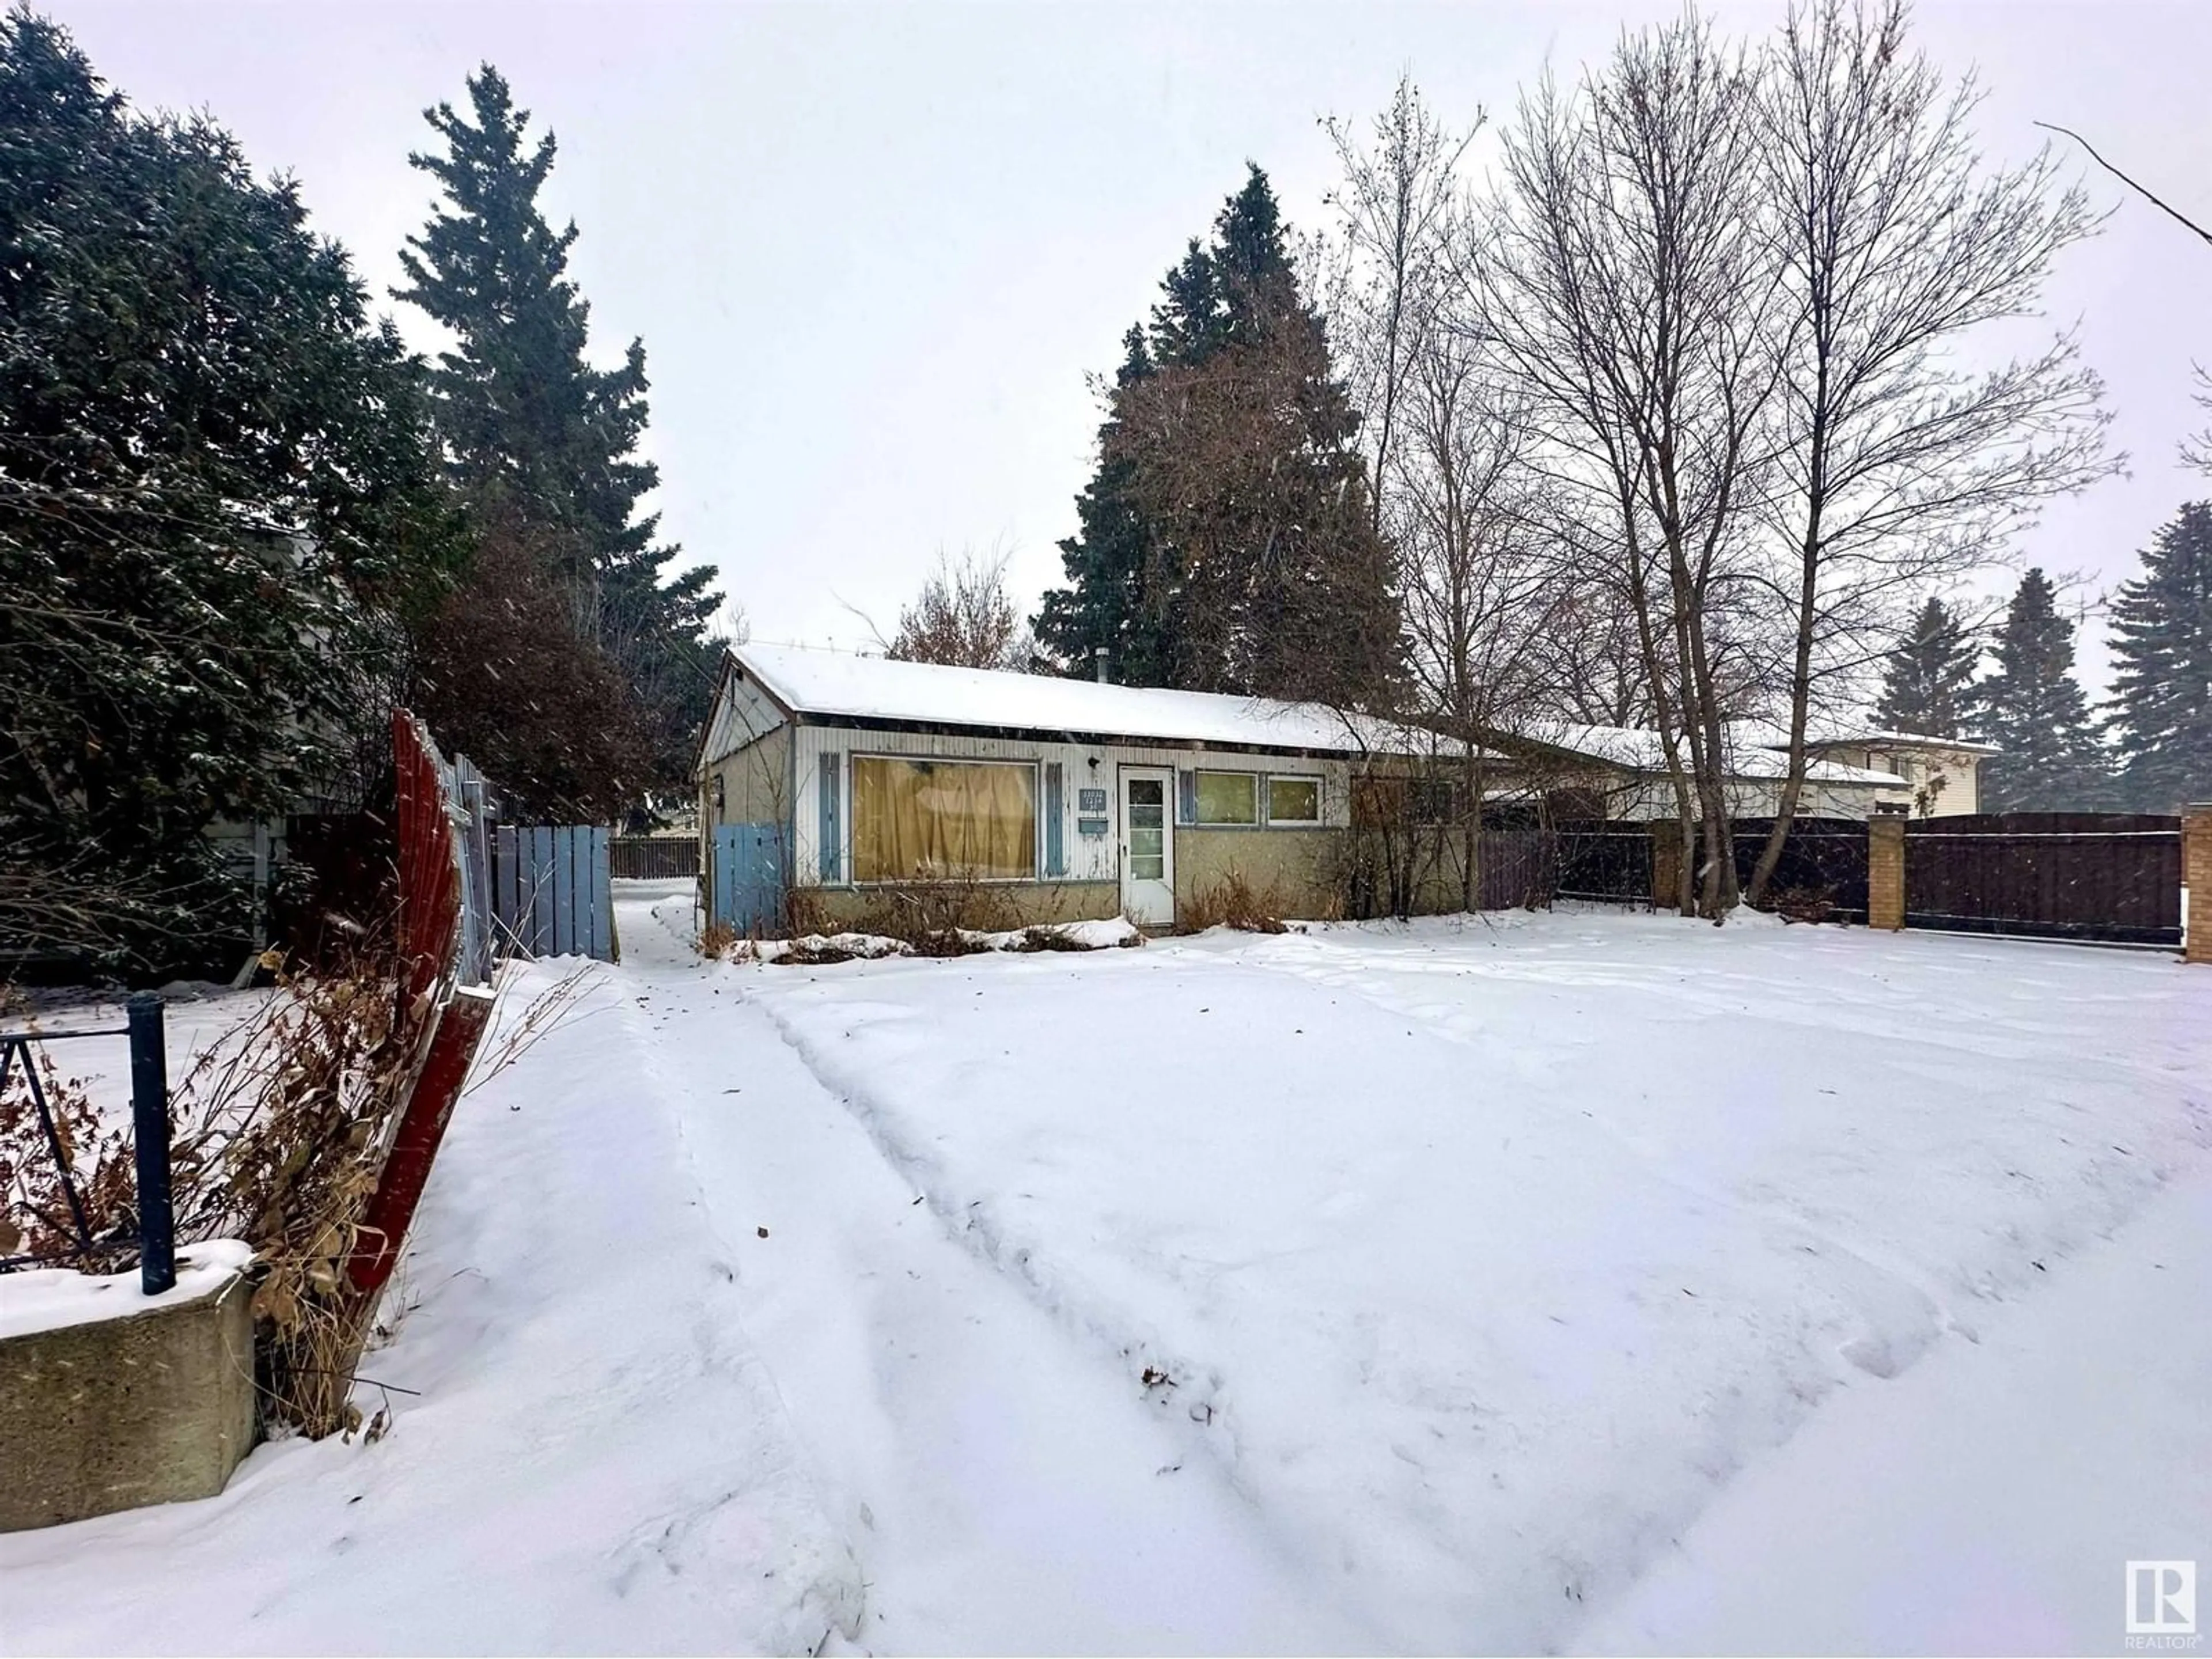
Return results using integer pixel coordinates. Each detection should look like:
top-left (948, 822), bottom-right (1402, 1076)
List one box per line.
top-left (617, 900), bottom-right (1384, 1654)
top-left (601, 969), bottom-right (868, 1652)
top-left (737, 976), bottom-right (1244, 1464)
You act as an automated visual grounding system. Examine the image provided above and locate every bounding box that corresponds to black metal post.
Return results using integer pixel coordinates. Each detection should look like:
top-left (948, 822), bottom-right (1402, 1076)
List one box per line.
top-left (126, 992), bottom-right (175, 1294)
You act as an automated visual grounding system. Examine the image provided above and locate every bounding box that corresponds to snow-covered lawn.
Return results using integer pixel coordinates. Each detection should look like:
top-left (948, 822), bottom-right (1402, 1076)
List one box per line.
top-left (740, 908), bottom-right (2212, 1653)
top-left (3, 893), bottom-right (2206, 1655)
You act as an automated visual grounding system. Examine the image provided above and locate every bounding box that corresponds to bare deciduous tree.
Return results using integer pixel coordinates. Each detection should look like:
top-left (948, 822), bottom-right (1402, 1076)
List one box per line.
top-left (1741, 0), bottom-right (2115, 905)
top-left (1390, 327), bottom-right (1560, 908)
top-left (1469, 13), bottom-right (1782, 916)
top-left (881, 549), bottom-right (1035, 671)
top-left (1323, 76), bottom-right (1482, 540)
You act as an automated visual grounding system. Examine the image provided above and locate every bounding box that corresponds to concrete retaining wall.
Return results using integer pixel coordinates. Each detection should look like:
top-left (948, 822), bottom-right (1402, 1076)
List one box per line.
top-left (0, 1253), bottom-right (258, 1532)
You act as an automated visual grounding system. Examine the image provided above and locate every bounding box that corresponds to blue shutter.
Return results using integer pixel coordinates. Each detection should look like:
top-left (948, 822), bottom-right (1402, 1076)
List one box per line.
top-left (1177, 768), bottom-right (1197, 825)
top-left (1044, 763), bottom-right (1065, 877)
top-left (817, 753), bottom-right (842, 881)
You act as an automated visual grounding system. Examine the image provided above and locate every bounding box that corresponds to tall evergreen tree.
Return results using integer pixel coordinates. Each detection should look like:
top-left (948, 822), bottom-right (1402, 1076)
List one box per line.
top-left (1035, 166), bottom-right (1400, 704)
top-left (1974, 569), bottom-right (2111, 810)
top-left (395, 66), bottom-right (719, 807)
top-left (1873, 597), bottom-right (1980, 737)
top-left (1032, 328), bottom-right (1174, 685)
top-left (0, 12), bottom-right (457, 967)
top-left (2108, 502), bottom-right (2212, 810)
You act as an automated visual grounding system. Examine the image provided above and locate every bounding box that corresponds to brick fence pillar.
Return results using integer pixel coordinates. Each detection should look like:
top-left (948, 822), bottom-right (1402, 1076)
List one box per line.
top-left (2186, 805), bottom-right (2212, 964)
top-left (1868, 815), bottom-right (1906, 931)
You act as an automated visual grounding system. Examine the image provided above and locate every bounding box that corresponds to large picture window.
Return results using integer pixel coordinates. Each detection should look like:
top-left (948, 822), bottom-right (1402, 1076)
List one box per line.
top-left (851, 756), bottom-right (1036, 882)
top-left (1194, 771), bottom-right (1258, 825)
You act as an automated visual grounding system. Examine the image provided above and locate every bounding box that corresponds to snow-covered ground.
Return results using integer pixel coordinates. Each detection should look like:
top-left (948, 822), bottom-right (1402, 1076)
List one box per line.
top-left (3, 889), bottom-right (2207, 1655)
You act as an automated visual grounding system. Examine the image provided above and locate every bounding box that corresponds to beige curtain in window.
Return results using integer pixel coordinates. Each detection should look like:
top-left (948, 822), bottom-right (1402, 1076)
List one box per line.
top-left (851, 757), bottom-right (1036, 882)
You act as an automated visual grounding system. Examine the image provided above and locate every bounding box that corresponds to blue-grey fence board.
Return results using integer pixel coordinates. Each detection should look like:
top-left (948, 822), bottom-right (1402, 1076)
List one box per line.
top-left (712, 824), bottom-right (786, 933)
top-left (593, 827), bottom-right (612, 959)
top-left (492, 824), bottom-right (615, 961)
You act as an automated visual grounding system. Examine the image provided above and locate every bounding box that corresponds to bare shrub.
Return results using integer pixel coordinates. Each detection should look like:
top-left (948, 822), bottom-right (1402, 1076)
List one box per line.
top-left (852, 872), bottom-right (1022, 955)
top-left (165, 925), bottom-right (429, 1440)
top-left (1009, 925), bottom-right (1105, 953)
top-left (1179, 872), bottom-right (1289, 934)
top-left (696, 919), bottom-right (737, 959)
top-left (0, 1022), bottom-right (135, 1267)
top-left (776, 937), bottom-right (885, 967)
top-left (781, 885), bottom-right (835, 939)
top-left (1768, 884), bottom-right (1838, 925)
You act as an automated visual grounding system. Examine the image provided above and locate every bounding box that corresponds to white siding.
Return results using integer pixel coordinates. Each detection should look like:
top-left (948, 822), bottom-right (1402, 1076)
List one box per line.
top-left (1609, 778), bottom-right (1892, 820)
top-left (1823, 744), bottom-right (1984, 816)
top-left (700, 665), bottom-right (786, 765)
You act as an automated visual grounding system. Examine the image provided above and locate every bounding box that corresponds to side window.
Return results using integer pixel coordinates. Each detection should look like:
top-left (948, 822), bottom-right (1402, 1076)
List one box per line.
top-left (1194, 771), bottom-right (1258, 825)
top-left (1266, 775), bottom-right (1320, 824)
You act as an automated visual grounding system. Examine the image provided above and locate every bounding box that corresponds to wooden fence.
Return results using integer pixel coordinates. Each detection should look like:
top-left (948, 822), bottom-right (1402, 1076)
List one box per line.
top-left (493, 825), bottom-right (616, 961)
top-left (1902, 813), bottom-right (2183, 947)
top-left (1474, 828), bottom-right (1554, 910)
top-left (610, 836), bottom-right (700, 881)
top-left (707, 824), bottom-right (785, 933)
top-left (1553, 823), bottom-right (1653, 904)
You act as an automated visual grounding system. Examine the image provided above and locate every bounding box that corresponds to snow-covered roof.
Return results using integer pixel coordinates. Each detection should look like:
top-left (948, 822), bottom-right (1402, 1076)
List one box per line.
top-left (731, 642), bottom-right (1371, 754)
top-left (1519, 719), bottom-right (1908, 789)
top-left (719, 645), bottom-right (1907, 788)
top-left (1798, 727), bottom-right (2000, 756)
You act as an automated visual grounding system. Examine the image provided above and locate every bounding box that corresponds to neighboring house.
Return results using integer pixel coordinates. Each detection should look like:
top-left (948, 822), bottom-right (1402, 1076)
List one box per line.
top-left (1537, 721), bottom-right (1915, 823)
top-left (1793, 730), bottom-right (1997, 817)
top-left (695, 645), bottom-right (1910, 929)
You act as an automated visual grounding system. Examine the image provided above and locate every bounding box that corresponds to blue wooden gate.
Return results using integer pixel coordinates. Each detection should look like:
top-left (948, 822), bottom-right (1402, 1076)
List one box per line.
top-left (493, 825), bottom-right (616, 961)
top-left (710, 824), bottom-right (785, 933)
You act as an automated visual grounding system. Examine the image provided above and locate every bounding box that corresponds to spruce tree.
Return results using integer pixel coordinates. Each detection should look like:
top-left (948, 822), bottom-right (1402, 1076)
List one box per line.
top-left (1035, 165), bottom-right (1400, 704)
top-left (1974, 569), bottom-right (2112, 810)
top-left (1873, 598), bottom-right (1980, 737)
top-left (0, 13), bottom-right (456, 967)
top-left (2108, 502), bottom-right (2212, 810)
top-left (396, 66), bottom-right (719, 807)
top-left (1032, 328), bottom-right (1174, 684)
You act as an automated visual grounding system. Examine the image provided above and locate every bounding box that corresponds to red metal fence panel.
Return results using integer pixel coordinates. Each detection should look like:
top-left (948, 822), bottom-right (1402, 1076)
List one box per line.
top-left (348, 710), bottom-right (497, 1294)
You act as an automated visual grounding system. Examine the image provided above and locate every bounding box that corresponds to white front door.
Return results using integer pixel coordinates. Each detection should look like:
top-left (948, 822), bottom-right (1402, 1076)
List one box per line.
top-left (1119, 768), bottom-right (1175, 926)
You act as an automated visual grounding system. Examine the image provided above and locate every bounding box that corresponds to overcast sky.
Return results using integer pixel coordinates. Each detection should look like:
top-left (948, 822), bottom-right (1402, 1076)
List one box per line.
top-left (48, 0), bottom-right (2212, 692)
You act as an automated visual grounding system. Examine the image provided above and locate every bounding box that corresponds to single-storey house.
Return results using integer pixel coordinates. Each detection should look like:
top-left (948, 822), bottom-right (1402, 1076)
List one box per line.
top-left (695, 644), bottom-right (1911, 929)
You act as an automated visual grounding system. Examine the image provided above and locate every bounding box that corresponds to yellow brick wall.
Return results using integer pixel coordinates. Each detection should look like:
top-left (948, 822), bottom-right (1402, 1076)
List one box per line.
top-left (1868, 816), bottom-right (1906, 931)
top-left (2185, 806), bottom-right (2212, 964)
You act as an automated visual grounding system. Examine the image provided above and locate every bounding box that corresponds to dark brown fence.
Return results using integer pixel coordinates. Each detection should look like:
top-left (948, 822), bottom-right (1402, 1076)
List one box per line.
top-left (1903, 813), bottom-right (2183, 946)
top-left (1554, 822), bottom-right (1653, 904)
top-left (1475, 828), bottom-right (1555, 910)
top-left (609, 836), bottom-right (700, 881)
top-left (1732, 817), bottom-right (1872, 922)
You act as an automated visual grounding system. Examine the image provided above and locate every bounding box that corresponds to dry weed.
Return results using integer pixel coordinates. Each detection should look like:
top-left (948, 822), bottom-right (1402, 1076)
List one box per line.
top-left (853, 872), bottom-right (1022, 955)
top-left (0, 1014), bottom-right (135, 1267)
top-left (1178, 872), bottom-right (1289, 934)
